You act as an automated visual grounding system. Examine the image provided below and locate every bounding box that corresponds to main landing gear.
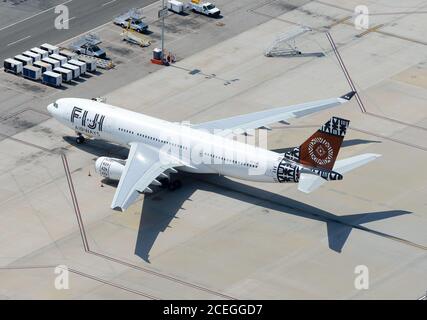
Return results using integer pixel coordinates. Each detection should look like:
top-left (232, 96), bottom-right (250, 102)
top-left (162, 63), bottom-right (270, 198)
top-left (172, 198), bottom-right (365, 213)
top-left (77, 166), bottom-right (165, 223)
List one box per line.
top-left (76, 134), bottom-right (85, 144)
top-left (159, 178), bottom-right (182, 191)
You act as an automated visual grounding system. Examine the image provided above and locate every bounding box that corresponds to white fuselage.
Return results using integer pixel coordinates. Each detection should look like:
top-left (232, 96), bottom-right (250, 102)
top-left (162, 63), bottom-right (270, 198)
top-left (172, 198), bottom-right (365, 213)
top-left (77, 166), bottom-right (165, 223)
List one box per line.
top-left (48, 98), bottom-right (290, 183)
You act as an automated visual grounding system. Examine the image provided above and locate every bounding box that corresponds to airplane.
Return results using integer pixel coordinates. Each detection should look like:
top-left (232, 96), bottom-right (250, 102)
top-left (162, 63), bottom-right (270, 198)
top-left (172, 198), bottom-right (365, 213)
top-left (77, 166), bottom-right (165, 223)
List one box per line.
top-left (47, 91), bottom-right (380, 211)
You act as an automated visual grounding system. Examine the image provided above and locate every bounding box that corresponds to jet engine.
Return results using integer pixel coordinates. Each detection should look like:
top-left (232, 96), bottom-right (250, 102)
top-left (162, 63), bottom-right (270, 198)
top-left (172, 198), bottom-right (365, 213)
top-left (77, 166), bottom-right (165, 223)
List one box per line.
top-left (95, 157), bottom-right (126, 180)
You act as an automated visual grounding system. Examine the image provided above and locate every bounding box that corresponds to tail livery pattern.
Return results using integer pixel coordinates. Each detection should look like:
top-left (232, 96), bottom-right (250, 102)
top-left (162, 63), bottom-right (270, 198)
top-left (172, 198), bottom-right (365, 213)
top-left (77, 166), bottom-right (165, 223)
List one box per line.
top-left (284, 117), bottom-right (350, 170)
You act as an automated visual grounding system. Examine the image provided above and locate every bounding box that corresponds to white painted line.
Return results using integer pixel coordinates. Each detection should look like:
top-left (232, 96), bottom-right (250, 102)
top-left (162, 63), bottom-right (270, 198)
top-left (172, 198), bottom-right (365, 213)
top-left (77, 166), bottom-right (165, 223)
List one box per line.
top-left (7, 35), bottom-right (31, 47)
top-left (64, 16), bottom-right (76, 24)
top-left (0, 0), bottom-right (73, 32)
top-left (102, 0), bottom-right (117, 7)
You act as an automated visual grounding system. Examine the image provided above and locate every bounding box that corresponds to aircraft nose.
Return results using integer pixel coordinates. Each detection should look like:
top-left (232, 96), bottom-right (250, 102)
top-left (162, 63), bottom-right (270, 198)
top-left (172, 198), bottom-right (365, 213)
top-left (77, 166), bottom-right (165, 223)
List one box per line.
top-left (47, 103), bottom-right (54, 115)
top-left (47, 102), bottom-right (59, 116)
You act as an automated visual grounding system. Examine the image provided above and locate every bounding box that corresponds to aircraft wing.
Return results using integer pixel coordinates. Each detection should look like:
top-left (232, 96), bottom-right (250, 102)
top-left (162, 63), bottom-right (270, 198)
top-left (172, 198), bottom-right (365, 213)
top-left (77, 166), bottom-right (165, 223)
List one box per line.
top-left (193, 91), bottom-right (356, 135)
top-left (111, 142), bottom-right (181, 211)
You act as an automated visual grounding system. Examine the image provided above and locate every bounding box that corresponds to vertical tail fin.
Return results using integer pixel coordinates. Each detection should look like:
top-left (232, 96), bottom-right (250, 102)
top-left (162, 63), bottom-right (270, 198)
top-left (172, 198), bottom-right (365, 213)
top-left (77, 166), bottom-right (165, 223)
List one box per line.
top-left (284, 117), bottom-right (350, 170)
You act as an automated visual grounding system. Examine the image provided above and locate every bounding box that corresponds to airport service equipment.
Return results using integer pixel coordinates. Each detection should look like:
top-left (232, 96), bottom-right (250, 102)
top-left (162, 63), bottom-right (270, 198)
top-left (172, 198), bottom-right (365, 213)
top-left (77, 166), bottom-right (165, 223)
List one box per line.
top-left (42, 57), bottom-right (61, 69)
top-left (30, 47), bottom-right (49, 59)
top-left (114, 8), bottom-right (148, 32)
top-left (121, 28), bottom-right (151, 47)
top-left (40, 43), bottom-right (59, 54)
top-left (33, 61), bottom-right (53, 73)
top-left (4, 58), bottom-right (23, 74)
top-left (53, 67), bottom-right (73, 82)
top-left (153, 48), bottom-right (162, 60)
top-left (59, 49), bottom-right (77, 61)
top-left (14, 54), bottom-right (33, 66)
top-left (68, 59), bottom-right (87, 74)
top-left (50, 54), bottom-right (67, 66)
top-left (22, 51), bottom-right (41, 62)
top-left (190, 0), bottom-right (220, 17)
top-left (265, 27), bottom-right (312, 57)
top-left (70, 34), bottom-right (106, 59)
top-left (62, 63), bottom-right (80, 78)
top-left (42, 71), bottom-right (62, 87)
top-left (23, 65), bottom-right (42, 80)
top-left (77, 56), bottom-right (97, 72)
top-left (167, 0), bottom-right (185, 13)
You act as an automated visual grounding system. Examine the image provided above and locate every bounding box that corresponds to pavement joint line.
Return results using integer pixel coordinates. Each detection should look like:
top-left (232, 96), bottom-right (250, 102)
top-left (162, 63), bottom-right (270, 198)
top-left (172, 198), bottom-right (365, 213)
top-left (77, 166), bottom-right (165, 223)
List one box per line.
top-left (0, 264), bottom-right (158, 299)
top-left (325, 31), bottom-right (367, 113)
top-left (0, 0), bottom-right (73, 32)
top-left (365, 112), bottom-right (427, 132)
top-left (351, 126), bottom-right (427, 152)
top-left (0, 107), bottom-right (50, 121)
top-left (0, 132), bottom-right (55, 153)
top-left (339, 21), bottom-right (427, 46)
top-left (61, 153), bottom-right (90, 252)
top-left (355, 24), bottom-right (385, 38)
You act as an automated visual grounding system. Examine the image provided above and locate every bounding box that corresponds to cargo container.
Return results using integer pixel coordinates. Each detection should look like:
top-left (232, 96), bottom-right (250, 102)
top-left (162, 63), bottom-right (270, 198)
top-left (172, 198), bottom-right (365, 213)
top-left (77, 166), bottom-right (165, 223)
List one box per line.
top-left (49, 53), bottom-right (67, 66)
top-left (30, 47), bottom-right (49, 59)
top-left (42, 71), bottom-right (62, 87)
top-left (167, 0), bottom-right (185, 13)
top-left (77, 56), bottom-right (97, 72)
top-left (62, 63), bottom-right (80, 78)
top-left (22, 51), bottom-right (41, 62)
top-left (59, 49), bottom-right (77, 60)
top-left (14, 54), bottom-right (33, 66)
top-left (40, 43), bottom-right (59, 54)
top-left (4, 58), bottom-right (23, 74)
top-left (33, 61), bottom-right (52, 73)
top-left (42, 57), bottom-right (60, 69)
top-left (68, 59), bottom-right (86, 74)
top-left (23, 65), bottom-right (42, 80)
top-left (54, 67), bottom-right (73, 82)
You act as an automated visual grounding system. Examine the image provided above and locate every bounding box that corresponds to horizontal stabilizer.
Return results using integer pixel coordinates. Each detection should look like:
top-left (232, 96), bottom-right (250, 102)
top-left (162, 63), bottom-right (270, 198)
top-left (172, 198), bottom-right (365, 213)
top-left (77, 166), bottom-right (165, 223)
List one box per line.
top-left (298, 153), bottom-right (381, 193)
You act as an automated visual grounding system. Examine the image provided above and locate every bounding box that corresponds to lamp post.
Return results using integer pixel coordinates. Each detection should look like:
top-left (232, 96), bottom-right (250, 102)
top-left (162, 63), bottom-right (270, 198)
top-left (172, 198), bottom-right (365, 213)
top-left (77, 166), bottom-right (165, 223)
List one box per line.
top-left (161, 0), bottom-right (165, 60)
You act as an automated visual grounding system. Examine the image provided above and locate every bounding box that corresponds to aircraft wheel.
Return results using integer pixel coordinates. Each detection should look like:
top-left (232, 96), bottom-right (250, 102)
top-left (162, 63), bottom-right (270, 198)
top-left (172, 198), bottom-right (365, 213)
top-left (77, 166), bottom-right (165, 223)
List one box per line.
top-left (173, 180), bottom-right (182, 189)
top-left (159, 178), bottom-right (170, 189)
top-left (76, 135), bottom-right (85, 144)
top-left (168, 180), bottom-right (182, 191)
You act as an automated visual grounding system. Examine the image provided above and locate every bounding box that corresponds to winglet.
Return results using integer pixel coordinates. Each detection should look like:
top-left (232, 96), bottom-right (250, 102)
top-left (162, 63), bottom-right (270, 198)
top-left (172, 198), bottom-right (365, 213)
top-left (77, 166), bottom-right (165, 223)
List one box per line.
top-left (340, 91), bottom-right (356, 101)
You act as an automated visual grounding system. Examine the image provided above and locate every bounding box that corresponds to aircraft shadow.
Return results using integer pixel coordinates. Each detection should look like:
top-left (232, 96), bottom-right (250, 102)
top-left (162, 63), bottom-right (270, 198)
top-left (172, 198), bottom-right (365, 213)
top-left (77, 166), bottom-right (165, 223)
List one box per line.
top-left (135, 173), bottom-right (409, 262)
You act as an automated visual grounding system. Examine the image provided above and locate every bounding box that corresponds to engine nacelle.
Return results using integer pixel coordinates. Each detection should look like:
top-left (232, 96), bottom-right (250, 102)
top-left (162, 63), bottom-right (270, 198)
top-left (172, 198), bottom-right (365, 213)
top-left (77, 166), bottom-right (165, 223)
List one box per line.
top-left (95, 157), bottom-right (125, 180)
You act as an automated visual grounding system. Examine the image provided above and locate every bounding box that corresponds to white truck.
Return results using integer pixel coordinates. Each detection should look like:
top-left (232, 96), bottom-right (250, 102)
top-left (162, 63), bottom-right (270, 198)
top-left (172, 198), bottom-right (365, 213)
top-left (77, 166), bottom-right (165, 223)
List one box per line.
top-left (70, 34), bottom-right (107, 59)
top-left (113, 9), bottom-right (148, 33)
top-left (190, 0), bottom-right (220, 17)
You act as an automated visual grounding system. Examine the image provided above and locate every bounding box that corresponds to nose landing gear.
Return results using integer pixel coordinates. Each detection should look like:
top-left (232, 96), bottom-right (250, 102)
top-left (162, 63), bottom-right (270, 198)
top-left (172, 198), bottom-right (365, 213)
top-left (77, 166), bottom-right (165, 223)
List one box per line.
top-left (76, 134), bottom-right (85, 144)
